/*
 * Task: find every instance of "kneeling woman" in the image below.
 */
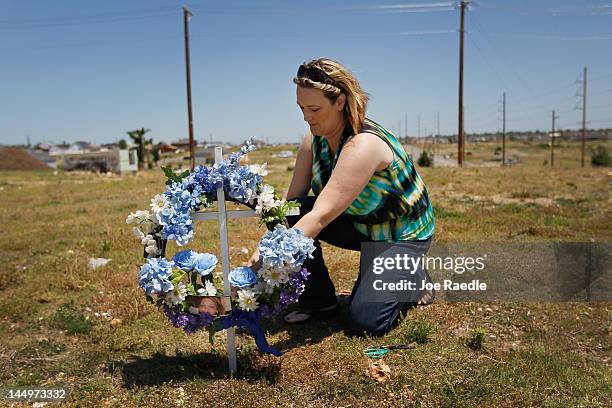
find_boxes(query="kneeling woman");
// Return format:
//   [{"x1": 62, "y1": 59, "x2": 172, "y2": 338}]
[{"x1": 252, "y1": 58, "x2": 435, "y2": 336}]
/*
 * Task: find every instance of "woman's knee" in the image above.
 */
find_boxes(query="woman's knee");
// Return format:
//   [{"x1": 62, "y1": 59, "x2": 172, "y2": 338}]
[{"x1": 348, "y1": 303, "x2": 395, "y2": 337}]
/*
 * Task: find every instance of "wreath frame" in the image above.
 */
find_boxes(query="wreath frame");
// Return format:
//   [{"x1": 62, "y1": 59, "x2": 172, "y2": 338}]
[{"x1": 126, "y1": 139, "x2": 315, "y2": 356}]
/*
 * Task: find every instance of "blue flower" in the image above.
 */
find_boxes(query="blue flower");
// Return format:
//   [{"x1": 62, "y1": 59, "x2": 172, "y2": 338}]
[
  {"x1": 139, "y1": 257, "x2": 174, "y2": 296},
  {"x1": 149, "y1": 139, "x2": 263, "y2": 248},
  {"x1": 173, "y1": 249, "x2": 196, "y2": 271},
  {"x1": 193, "y1": 252, "x2": 218, "y2": 276},
  {"x1": 192, "y1": 165, "x2": 217, "y2": 195},
  {"x1": 258, "y1": 225, "x2": 316, "y2": 269},
  {"x1": 226, "y1": 166, "x2": 261, "y2": 203},
  {"x1": 173, "y1": 250, "x2": 217, "y2": 276},
  {"x1": 228, "y1": 266, "x2": 257, "y2": 288}
]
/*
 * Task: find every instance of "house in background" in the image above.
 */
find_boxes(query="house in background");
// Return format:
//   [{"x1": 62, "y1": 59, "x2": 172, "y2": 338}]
[{"x1": 56, "y1": 147, "x2": 137, "y2": 174}]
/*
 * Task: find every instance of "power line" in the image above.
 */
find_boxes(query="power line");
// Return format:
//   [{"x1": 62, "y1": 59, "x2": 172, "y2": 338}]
[
  {"x1": 189, "y1": 2, "x2": 457, "y2": 14},
  {"x1": 591, "y1": 73, "x2": 612, "y2": 82},
  {"x1": 0, "y1": 30, "x2": 457, "y2": 53},
  {"x1": 590, "y1": 102, "x2": 612, "y2": 110},
  {"x1": 0, "y1": 10, "x2": 180, "y2": 30},
  {"x1": 467, "y1": 12, "x2": 550, "y2": 127},
  {"x1": 590, "y1": 88, "x2": 612, "y2": 95},
  {"x1": 465, "y1": 30, "x2": 541, "y2": 130},
  {"x1": 0, "y1": 5, "x2": 177, "y2": 25},
  {"x1": 486, "y1": 33, "x2": 612, "y2": 41},
  {"x1": 477, "y1": 3, "x2": 612, "y2": 16},
  {"x1": 507, "y1": 82, "x2": 576, "y2": 103},
  {"x1": 0, "y1": 35, "x2": 181, "y2": 53}
]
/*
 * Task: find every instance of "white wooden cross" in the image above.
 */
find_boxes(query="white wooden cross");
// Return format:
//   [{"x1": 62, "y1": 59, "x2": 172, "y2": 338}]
[{"x1": 190, "y1": 147, "x2": 258, "y2": 374}]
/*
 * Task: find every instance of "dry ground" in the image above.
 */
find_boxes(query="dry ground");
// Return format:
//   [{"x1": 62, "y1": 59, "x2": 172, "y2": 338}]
[{"x1": 0, "y1": 142, "x2": 610, "y2": 407}]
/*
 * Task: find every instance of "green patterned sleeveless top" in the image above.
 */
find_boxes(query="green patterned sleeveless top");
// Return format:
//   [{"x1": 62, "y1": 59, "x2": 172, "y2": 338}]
[{"x1": 310, "y1": 118, "x2": 435, "y2": 241}]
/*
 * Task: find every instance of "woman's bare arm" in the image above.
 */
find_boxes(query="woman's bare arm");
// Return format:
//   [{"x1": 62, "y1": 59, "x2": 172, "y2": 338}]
[
  {"x1": 291, "y1": 133, "x2": 392, "y2": 238},
  {"x1": 285, "y1": 134, "x2": 313, "y2": 200}
]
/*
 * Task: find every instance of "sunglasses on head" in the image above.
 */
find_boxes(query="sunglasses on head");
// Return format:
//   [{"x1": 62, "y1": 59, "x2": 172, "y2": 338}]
[{"x1": 297, "y1": 64, "x2": 335, "y2": 85}]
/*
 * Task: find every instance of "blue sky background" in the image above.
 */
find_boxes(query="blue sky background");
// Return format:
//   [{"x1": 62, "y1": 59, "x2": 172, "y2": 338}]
[{"x1": 1, "y1": 0, "x2": 611, "y2": 145}]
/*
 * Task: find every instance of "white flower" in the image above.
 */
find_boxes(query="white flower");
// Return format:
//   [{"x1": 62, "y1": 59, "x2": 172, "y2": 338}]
[
  {"x1": 255, "y1": 184, "x2": 283, "y2": 214},
  {"x1": 144, "y1": 238, "x2": 159, "y2": 255},
  {"x1": 197, "y1": 280, "x2": 218, "y2": 296},
  {"x1": 204, "y1": 280, "x2": 217, "y2": 296},
  {"x1": 133, "y1": 227, "x2": 145, "y2": 240},
  {"x1": 150, "y1": 194, "x2": 169, "y2": 214},
  {"x1": 258, "y1": 184, "x2": 275, "y2": 202},
  {"x1": 249, "y1": 163, "x2": 269, "y2": 176},
  {"x1": 260, "y1": 265, "x2": 289, "y2": 287},
  {"x1": 165, "y1": 282, "x2": 187, "y2": 305},
  {"x1": 127, "y1": 210, "x2": 155, "y2": 225},
  {"x1": 252, "y1": 280, "x2": 274, "y2": 295},
  {"x1": 237, "y1": 289, "x2": 259, "y2": 311}
]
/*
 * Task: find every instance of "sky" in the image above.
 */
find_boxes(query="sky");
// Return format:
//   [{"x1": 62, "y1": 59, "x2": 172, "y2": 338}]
[{"x1": 1, "y1": 0, "x2": 611, "y2": 146}]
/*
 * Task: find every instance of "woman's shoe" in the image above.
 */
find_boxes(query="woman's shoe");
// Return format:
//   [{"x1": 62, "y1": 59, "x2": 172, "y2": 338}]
[
  {"x1": 283, "y1": 303, "x2": 339, "y2": 324},
  {"x1": 417, "y1": 288, "x2": 435, "y2": 306}
]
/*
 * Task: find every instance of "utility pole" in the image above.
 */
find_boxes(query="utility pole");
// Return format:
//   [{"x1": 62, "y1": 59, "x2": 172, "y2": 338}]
[
  {"x1": 458, "y1": 0, "x2": 468, "y2": 167},
  {"x1": 502, "y1": 91, "x2": 506, "y2": 166},
  {"x1": 581, "y1": 66, "x2": 587, "y2": 167},
  {"x1": 551, "y1": 110, "x2": 558, "y2": 167},
  {"x1": 435, "y1": 112, "x2": 440, "y2": 163},
  {"x1": 183, "y1": 6, "x2": 195, "y2": 170}
]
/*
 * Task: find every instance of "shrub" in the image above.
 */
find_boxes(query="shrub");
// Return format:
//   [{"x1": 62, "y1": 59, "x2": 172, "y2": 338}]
[
  {"x1": 406, "y1": 317, "x2": 435, "y2": 344},
  {"x1": 466, "y1": 328, "x2": 486, "y2": 351},
  {"x1": 417, "y1": 150, "x2": 432, "y2": 167},
  {"x1": 590, "y1": 145, "x2": 611, "y2": 167}
]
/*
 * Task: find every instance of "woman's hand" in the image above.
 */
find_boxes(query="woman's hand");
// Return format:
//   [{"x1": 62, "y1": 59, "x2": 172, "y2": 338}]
[{"x1": 247, "y1": 247, "x2": 262, "y2": 272}]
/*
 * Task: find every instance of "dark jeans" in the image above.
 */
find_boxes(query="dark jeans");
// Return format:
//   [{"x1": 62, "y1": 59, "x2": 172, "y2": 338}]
[{"x1": 286, "y1": 196, "x2": 434, "y2": 336}]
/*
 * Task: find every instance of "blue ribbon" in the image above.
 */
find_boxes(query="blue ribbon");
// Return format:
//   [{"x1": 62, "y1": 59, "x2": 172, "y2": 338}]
[{"x1": 218, "y1": 310, "x2": 282, "y2": 357}]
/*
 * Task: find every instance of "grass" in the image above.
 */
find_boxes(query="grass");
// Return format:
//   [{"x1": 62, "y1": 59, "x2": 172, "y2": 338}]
[
  {"x1": 465, "y1": 328, "x2": 486, "y2": 351},
  {"x1": 0, "y1": 143, "x2": 610, "y2": 407}
]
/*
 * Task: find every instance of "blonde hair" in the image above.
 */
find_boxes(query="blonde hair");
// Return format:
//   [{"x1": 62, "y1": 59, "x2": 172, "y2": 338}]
[{"x1": 293, "y1": 58, "x2": 369, "y2": 135}]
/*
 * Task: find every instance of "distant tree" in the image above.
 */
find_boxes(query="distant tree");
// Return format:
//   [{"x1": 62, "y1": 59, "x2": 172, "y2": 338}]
[
  {"x1": 590, "y1": 145, "x2": 611, "y2": 167},
  {"x1": 151, "y1": 143, "x2": 161, "y2": 166},
  {"x1": 144, "y1": 138, "x2": 157, "y2": 169},
  {"x1": 126, "y1": 128, "x2": 150, "y2": 170},
  {"x1": 417, "y1": 150, "x2": 432, "y2": 167},
  {"x1": 117, "y1": 139, "x2": 128, "y2": 149}
]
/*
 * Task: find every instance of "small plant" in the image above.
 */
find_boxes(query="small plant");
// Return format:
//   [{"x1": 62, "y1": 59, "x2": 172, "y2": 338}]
[
  {"x1": 466, "y1": 328, "x2": 486, "y2": 351},
  {"x1": 417, "y1": 150, "x2": 432, "y2": 167},
  {"x1": 406, "y1": 317, "x2": 435, "y2": 344},
  {"x1": 100, "y1": 240, "x2": 111, "y2": 256},
  {"x1": 590, "y1": 145, "x2": 611, "y2": 167}
]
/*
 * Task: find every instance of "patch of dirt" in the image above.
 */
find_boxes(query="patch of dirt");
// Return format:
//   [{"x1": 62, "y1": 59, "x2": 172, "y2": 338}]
[{"x1": 0, "y1": 148, "x2": 50, "y2": 170}]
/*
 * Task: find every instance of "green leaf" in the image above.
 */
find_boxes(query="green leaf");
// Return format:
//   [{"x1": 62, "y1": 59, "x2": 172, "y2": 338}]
[
  {"x1": 170, "y1": 270, "x2": 186, "y2": 286},
  {"x1": 208, "y1": 326, "x2": 216, "y2": 344},
  {"x1": 161, "y1": 166, "x2": 190, "y2": 186}
]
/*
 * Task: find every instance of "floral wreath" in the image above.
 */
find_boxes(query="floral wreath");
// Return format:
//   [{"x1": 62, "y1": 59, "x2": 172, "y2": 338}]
[{"x1": 126, "y1": 139, "x2": 315, "y2": 356}]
